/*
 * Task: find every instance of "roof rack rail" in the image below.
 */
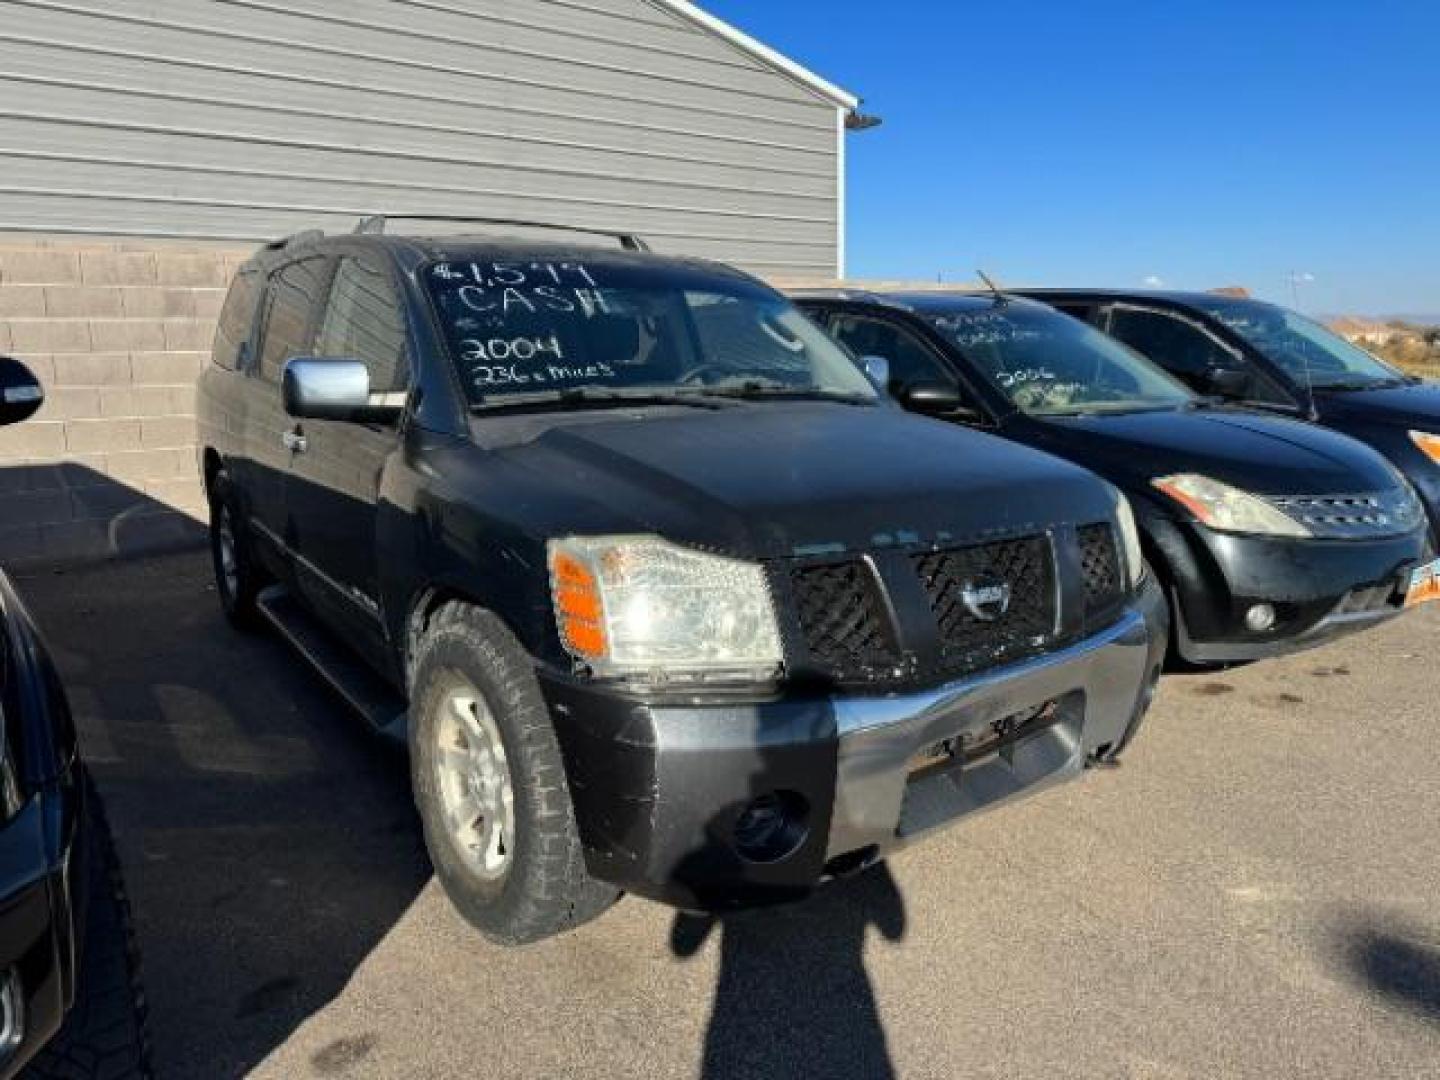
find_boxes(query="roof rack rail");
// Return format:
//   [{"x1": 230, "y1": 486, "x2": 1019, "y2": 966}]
[
  {"x1": 264, "y1": 229, "x2": 326, "y2": 251},
  {"x1": 354, "y1": 214, "x2": 650, "y2": 252}
]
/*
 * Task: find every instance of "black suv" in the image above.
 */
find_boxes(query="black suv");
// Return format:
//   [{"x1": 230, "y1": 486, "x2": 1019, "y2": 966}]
[
  {"x1": 0, "y1": 359, "x2": 150, "y2": 1080},
  {"x1": 795, "y1": 291, "x2": 1435, "y2": 665},
  {"x1": 1017, "y1": 289, "x2": 1440, "y2": 546},
  {"x1": 196, "y1": 217, "x2": 1166, "y2": 945}
]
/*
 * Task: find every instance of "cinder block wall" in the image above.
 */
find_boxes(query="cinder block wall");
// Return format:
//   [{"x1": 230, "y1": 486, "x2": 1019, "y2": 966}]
[{"x1": 0, "y1": 236, "x2": 251, "y2": 567}]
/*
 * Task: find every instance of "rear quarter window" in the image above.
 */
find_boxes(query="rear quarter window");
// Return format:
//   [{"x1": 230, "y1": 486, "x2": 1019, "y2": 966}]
[{"x1": 212, "y1": 269, "x2": 261, "y2": 371}]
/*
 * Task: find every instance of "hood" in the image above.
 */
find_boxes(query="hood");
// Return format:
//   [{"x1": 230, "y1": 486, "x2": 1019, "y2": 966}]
[
  {"x1": 1315, "y1": 381, "x2": 1440, "y2": 432},
  {"x1": 1022, "y1": 406, "x2": 1403, "y2": 497},
  {"x1": 464, "y1": 403, "x2": 1116, "y2": 560}
]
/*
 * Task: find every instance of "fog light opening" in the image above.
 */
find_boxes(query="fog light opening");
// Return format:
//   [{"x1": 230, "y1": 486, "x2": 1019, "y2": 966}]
[
  {"x1": 1245, "y1": 603, "x2": 1277, "y2": 633},
  {"x1": 732, "y1": 790, "x2": 810, "y2": 864}
]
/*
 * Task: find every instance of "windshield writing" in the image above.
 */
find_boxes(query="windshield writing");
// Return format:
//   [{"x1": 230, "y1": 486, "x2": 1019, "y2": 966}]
[
  {"x1": 928, "y1": 304, "x2": 1194, "y2": 415},
  {"x1": 423, "y1": 260, "x2": 876, "y2": 404}
]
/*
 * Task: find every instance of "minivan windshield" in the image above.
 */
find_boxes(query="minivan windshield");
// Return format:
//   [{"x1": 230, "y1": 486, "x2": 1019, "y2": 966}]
[
  {"x1": 1193, "y1": 298, "x2": 1406, "y2": 391},
  {"x1": 924, "y1": 302, "x2": 1195, "y2": 415},
  {"x1": 422, "y1": 259, "x2": 878, "y2": 407}
]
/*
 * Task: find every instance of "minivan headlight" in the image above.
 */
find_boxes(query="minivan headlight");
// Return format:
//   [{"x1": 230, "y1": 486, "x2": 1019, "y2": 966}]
[
  {"x1": 548, "y1": 536, "x2": 783, "y2": 682},
  {"x1": 1151, "y1": 474, "x2": 1311, "y2": 538},
  {"x1": 1114, "y1": 492, "x2": 1146, "y2": 587}
]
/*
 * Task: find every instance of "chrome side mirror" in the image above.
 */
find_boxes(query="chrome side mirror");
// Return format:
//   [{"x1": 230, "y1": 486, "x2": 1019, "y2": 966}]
[
  {"x1": 0, "y1": 356, "x2": 44, "y2": 427},
  {"x1": 283, "y1": 358, "x2": 398, "y2": 422},
  {"x1": 861, "y1": 354, "x2": 891, "y2": 390}
]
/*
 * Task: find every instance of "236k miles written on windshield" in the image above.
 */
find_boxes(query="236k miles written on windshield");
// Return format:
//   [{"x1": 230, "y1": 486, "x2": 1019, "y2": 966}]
[{"x1": 422, "y1": 259, "x2": 876, "y2": 404}]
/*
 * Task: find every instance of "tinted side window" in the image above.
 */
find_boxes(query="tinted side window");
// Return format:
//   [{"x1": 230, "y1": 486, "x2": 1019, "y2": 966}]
[
  {"x1": 828, "y1": 314, "x2": 949, "y2": 393},
  {"x1": 315, "y1": 257, "x2": 410, "y2": 394},
  {"x1": 212, "y1": 269, "x2": 260, "y2": 371},
  {"x1": 1105, "y1": 307, "x2": 1236, "y2": 385},
  {"x1": 256, "y1": 258, "x2": 329, "y2": 384}
]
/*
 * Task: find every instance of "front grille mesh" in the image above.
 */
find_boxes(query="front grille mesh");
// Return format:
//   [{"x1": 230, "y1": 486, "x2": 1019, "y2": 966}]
[
  {"x1": 912, "y1": 537, "x2": 1055, "y2": 661},
  {"x1": 790, "y1": 561, "x2": 897, "y2": 674},
  {"x1": 1078, "y1": 523, "x2": 1125, "y2": 626},
  {"x1": 789, "y1": 533, "x2": 1065, "y2": 684}
]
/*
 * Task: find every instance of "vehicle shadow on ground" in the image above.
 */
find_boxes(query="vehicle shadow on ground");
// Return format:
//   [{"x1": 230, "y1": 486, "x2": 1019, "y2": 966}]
[
  {"x1": 15, "y1": 545, "x2": 432, "y2": 1079},
  {"x1": 1336, "y1": 918, "x2": 1440, "y2": 1023},
  {"x1": 672, "y1": 864, "x2": 907, "y2": 1079}
]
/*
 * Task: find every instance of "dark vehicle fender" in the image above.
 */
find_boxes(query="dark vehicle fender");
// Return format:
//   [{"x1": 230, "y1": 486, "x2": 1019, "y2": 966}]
[{"x1": 379, "y1": 485, "x2": 559, "y2": 691}]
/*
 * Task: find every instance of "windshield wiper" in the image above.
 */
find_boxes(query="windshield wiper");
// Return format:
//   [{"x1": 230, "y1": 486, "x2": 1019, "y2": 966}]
[
  {"x1": 470, "y1": 387, "x2": 728, "y2": 413},
  {"x1": 688, "y1": 381, "x2": 877, "y2": 405},
  {"x1": 1312, "y1": 377, "x2": 1401, "y2": 392}
]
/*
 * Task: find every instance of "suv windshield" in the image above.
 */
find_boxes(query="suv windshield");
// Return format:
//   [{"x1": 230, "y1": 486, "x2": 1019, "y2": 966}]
[
  {"x1": 1193, "y1": 298, "x2": 1406, "y2": 391},
  {"x1": 422, "y1": 259, "x2": 877, "y2": 406},
  {"x1": 924, "y1": 302, "x2": 1194, "y2": 415}
]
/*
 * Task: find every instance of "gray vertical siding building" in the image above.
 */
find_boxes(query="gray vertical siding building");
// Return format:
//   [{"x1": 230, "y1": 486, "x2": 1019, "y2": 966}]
[
  {"x1": 0, "y1": 0, "x2": 863, "y2": 276},
  {"x1": 0, "y1": 0, "x2": 866, "y2": 565}
]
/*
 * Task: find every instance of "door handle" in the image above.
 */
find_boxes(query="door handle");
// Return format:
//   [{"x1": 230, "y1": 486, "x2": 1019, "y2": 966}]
[{"x1": 282, "y1": 429, "x2": 308, "y2": 454}]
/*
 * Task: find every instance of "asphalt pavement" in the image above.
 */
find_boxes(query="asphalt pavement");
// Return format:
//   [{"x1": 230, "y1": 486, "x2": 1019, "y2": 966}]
[{"x1": 15, "y1": 552, "x2": 1440, "y2": 1079}]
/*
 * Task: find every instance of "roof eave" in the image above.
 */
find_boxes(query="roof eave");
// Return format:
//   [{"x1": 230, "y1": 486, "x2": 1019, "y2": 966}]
[{"x1": 647, "y1": 0, "x2": 862, "y2": 113}]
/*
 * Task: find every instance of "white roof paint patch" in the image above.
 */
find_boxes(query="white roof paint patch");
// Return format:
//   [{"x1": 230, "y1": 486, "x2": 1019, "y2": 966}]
[{"x1": 646, "y1": 0, "x2": 861, "y2": 111}]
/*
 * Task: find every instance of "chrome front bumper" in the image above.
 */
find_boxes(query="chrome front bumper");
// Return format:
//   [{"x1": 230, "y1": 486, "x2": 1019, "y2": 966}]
[{"x1": 827, "y1": 600, "x2": 1162, "y2": 861}]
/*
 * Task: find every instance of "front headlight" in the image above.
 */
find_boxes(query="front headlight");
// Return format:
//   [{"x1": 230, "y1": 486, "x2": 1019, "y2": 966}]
[
  {"x1": 1410, "y1": 430, "x2": 1440, "y2": 466},
  {"x1": 1151, "y1": 474, "x2": 1311, "y2": 538},
  {"x1": 1114, "y1": 491, "x2": 1146, "y2": 587},
  {"x1": 548, "y1": 536, "x2": 783, "y2": 682}
]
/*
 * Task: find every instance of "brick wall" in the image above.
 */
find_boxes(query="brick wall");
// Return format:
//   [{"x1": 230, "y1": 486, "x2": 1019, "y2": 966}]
[{"x1": 0, "y1": 236, "x2": 251, "y2": 567}]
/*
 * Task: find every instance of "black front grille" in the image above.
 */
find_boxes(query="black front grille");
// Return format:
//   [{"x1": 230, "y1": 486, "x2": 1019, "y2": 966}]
[
  {"x1": 790, "y1": 560, "x2": 898, "y2": 674},
  {"x1": 912, "y1": 536, "x2": 1056, "y2": 669},
  {"x1": 1078, "y1": 523, "x2": 1125, "y2": 626}
]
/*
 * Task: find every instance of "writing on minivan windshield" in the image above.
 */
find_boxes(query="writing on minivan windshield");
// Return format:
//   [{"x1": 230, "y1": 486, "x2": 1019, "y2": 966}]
[
  {"x1": 423, "y1": 261, "x2": 876, "y2": 405},
  {"x1": 929, "y1": 304, "x2": 1193, "y2": 415}
]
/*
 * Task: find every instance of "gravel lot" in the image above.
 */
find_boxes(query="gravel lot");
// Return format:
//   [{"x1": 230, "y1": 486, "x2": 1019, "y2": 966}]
[{"x1": 16, "y1": 552, "x2": 1440, "y2": 1079}]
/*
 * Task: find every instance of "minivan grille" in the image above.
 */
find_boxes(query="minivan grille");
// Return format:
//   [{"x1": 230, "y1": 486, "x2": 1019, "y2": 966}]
[
  {"x1": 1267, "y1": 489, "x2": 1424, "y2": 539},
  {"x1": 912, "y1": 537, "x2": 1055, "y2": 661},
  {"x1": 1078, "y1": 523, "x2": 1125, "y2": 626}
]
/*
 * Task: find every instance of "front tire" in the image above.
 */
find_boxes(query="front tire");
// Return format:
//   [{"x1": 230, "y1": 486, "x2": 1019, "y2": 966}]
[{"x1": 409, "y1": 603, "x2": 618, "y2": 945}]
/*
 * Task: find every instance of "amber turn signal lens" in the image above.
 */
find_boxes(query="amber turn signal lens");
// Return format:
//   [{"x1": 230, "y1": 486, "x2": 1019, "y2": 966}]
[
  {"x1": 1410, "y1": 431, "x2": 1440, "y2": 466},
  {"x1": 550, "y1": 551, "x2": 607, "y2": 659}
]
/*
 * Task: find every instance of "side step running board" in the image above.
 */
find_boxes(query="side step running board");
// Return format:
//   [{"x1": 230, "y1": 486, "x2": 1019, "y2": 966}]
[{"x1": 256, "y1": 585, "x2": 409, "y2": 743}]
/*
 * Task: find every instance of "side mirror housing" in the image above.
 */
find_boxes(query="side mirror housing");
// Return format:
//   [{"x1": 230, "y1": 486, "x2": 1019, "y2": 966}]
[
  {"x1": 282, "y1": 358, "x2": 401, "y2": 423},
  {"x1": 860, "y1": 354, "x2": 891, "y2": 391},
  {"x1": 899, "y1": 380, "x2": 969, "y2": 417},
  {"x1": 0, "y1": 356, "x2": 45, "y2": 427},
  {"x1": 1204, "y1": 366, "x2": 1251, "y2": 399}
]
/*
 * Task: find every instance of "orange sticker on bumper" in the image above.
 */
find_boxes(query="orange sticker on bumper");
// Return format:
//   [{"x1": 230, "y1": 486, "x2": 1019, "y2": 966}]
[{"x1": 1405, "y1": 561, "x2": 1440, "y2": 608}]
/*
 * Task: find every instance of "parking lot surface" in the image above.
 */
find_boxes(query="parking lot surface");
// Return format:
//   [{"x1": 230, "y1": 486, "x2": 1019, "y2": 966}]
[{"x1": 16, "y1": 551, "x2": 1440, "y2": 1079}]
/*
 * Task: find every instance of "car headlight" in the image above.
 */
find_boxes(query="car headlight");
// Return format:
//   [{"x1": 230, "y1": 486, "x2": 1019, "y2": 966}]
[
  {"x1": 1410, "y1": 430, "x2": 1440, "y2": 466},
  {"x1": 548, "y1": 536, "x2": 783, "y2": 682},
  {"x1": 1113, "y1": 491, "x2": 1146, "y2": 587},
  {"x1": 1151, "y1": 474, "x2": 1311, "y2": 538}
]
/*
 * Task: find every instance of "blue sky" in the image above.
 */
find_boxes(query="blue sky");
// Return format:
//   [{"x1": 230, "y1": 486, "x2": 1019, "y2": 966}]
[{"x1": 703, "y1": 0, "x2": 1440, "y2": 317}]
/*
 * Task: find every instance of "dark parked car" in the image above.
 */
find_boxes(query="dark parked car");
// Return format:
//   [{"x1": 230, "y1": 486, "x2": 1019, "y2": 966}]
[
  {"x1": 1016, "y1": 289, "x2": 1440, "y2": 544},
  {"x1": 195, "y1": 217, "x2": 1167, "y2": 945},
  {"x1": 0, "y1": 359, "x2": 150, "y2": 1079},
  {"x1": 794, "y1": 291, "x2": 1437, "y2": 665}
]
